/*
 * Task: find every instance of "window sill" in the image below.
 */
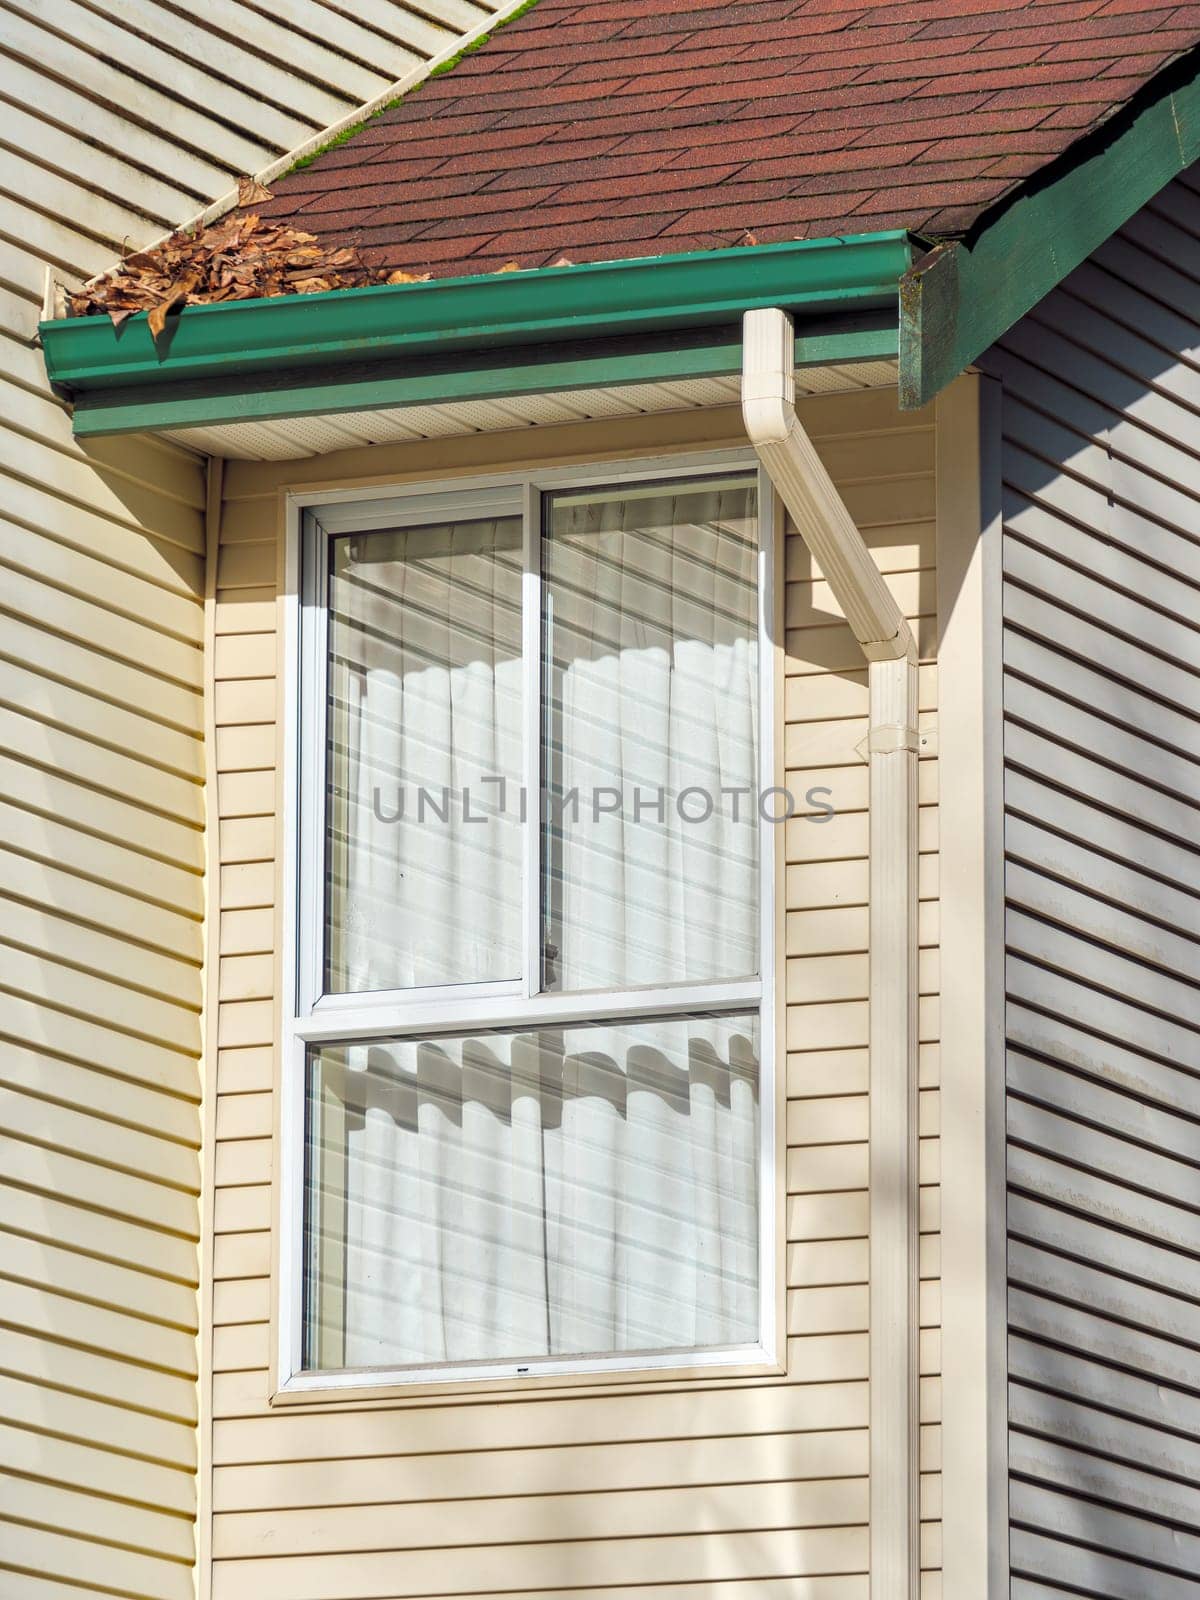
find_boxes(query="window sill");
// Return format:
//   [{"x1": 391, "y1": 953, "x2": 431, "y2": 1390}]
[{"x1": 269, "y1": 1346, "x2": 786, "y2": 1407}]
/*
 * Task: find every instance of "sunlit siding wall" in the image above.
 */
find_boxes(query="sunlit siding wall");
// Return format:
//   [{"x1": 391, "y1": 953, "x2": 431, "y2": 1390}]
[
  {"x1": 205, "y1": 394, "x2": 944, "y2": 1600},
  {"x1": 0, "y1": 3, "x2": 508, "y2": 1594},
  {"x1": 980, "y1": 162, "x2": 1200, "y2": 1597}
]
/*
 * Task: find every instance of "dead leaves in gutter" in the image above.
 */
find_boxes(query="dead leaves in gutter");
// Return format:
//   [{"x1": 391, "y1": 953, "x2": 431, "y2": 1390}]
[
  {"x1": 69, "y1": 176, "x2": 558, "y2": 336},
  {"x1": 69, "y1": 179, "x2": 432, "y2": 334}
]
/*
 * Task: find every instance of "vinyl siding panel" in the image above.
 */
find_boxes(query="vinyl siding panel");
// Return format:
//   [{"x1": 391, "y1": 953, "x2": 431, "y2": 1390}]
[
  {"x1": 0, "y1": 370, "x2": 206, "y2": 1596},
  {"x1": 207, "y1": 394, "x2": 943, "y2": 1597},
  {"x1": 0, "y1": 2, "x2": 516, "y2": 1593},
  {"x1": 980, "y1": 162, "x2": 1200, "y2": 1599}
]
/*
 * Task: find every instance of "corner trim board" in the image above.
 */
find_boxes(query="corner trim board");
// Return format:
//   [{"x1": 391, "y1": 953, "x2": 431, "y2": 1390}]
[
  {"x1": 197, "y1": 454, "x2": 223, "y2": 1600},
  {"x1": 935, "y1": 373, "x2": 1009, "y2": 1595}
]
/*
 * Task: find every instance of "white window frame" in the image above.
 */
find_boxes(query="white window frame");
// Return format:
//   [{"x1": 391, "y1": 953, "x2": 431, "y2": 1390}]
[{"x1": 277, "y1": 448, "x2": 778, "y2": 1395}]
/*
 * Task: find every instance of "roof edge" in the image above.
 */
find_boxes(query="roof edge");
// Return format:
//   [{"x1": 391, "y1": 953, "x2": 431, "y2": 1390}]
[
  {"x1": 40, "y1": 232, "x2": 910, "y2": 437},
  {"x1": 899, "y1": 48, "x2": 1200, "y2": 410}
]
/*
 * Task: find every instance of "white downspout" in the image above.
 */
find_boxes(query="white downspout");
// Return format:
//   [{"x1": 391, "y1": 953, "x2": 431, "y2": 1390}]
[{"x1": 743, "y1": 307, "x2": 920, "y2": 1600}]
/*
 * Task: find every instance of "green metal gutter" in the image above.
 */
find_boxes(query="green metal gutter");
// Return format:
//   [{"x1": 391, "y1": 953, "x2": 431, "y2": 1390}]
[
  {"x1": 900, "y1": 53, "x2": 1200, "y2": 410},
  {"x1": 40, "y1": 232, "x2": 910, "y2": 438}
]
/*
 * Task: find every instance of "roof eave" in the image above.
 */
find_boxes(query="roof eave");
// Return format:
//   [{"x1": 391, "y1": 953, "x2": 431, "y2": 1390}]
[
  {"x1": 900, "y1": 52, "x2": 1200, "y2": 410},
  {"x1": 39, "y1": 232, "x2": 911, "y2": 439}
]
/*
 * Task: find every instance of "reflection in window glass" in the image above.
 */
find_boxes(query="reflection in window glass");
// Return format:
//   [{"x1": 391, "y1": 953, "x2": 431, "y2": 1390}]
[
  {"x1": 542, "y1": 477, "x2": 759, "y2": 992},
  {"x1": 303, "y1": 1012, "x2": 760, "y2": 1372},
  {"x1": 324, "y1": 517, "x2": 523, "y2": 994}
]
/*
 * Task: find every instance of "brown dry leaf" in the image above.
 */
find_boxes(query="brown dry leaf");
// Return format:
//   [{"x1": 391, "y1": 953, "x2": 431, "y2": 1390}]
[
  {"x1": 148, "y1": 273, "x2": 199, "y2": 338},
  {"x1": 71, "y1": 199, "x2": 406, "y2": 321},
  {"x1": 494, "y1": 262, "x2": 521, "y2": 273},
  {"x1": 237, "y1": 176, "x2": 273, "y2": 206},
  {"x1": 108, "y1": 308, "x2": 135, "y2": 329},
  {"x1": 146, "y1": 299, "x2": 172, "y2": 340},
  {"x1": 386, "y1": 269, "x2": 432, "y2": 284}
]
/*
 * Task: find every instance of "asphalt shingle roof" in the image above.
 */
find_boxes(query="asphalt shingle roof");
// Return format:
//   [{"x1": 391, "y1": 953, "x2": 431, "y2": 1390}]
[{"x1": 254, "y1": 0, "x2": 1200, "y2": 279}]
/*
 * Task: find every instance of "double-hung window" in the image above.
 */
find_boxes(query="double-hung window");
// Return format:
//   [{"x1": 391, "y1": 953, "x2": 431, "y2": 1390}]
[{"x1": 281, "y1": 452, "x2": 777, "y2": 1390}]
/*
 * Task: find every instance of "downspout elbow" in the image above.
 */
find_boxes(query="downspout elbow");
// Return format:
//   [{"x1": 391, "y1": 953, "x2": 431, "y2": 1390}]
[
  {"x1": 741, "y1": 298, "x2": 797, "y2": 444},
  {"x1": 742, "y1": 307, "x2": 915, "y2": 664},
  {"x1": 741, "y1": 381, "x2": 796, "y2": 447}
]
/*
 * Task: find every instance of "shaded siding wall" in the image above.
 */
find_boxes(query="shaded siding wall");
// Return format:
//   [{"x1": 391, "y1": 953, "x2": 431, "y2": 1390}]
[
  {"x1": 0, "y1": 3, "x2": 508, "y2": 1594},
  {"x1": 206, "y1": 394, "x2": 944, "y2": 1600},
  {"x1": 981, "y1": 163, "x2": 1200, "y2": 1597}
]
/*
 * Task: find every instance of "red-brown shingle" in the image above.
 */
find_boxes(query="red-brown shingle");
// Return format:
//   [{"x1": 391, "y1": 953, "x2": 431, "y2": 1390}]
[{"x1": 253, "y1": 0, "x2": 1200, "y2": 279}]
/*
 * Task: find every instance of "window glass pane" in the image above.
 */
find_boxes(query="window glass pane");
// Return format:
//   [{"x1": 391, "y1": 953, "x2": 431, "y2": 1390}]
[
  {"x1": 324, "y1": 517, "x2": 523, "y2": 993},
  {"x1": 303, "y1": 1012, "x2": 760, "y2": 1372},
  {"x1": 542, "y1": 475, "x2": 759, "y2": 992}
]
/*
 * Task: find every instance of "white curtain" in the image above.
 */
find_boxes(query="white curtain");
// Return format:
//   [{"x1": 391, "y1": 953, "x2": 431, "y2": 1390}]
[
  {"x1": 308, "y1": 1016, "x2": 760, "y2": 1369},
  {"x1": 544, "y1": 480, "x2": 759, "y2": 990},
  {"x1": 325, "y1": 516, "x2": 524, "y2": 993}
]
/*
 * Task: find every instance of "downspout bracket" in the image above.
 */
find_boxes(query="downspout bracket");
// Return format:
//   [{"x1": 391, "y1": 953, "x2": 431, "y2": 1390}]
[{"x1": 857, "y1": 723, "x2": 921, "y2": 760}]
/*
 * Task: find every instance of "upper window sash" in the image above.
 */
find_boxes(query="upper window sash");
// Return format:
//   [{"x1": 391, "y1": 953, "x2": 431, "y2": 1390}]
[
  {"x1": 294, "y1": 452, "x2": 771, "y2": 1028},
  {"x1": 298, "y1": 483, "x2": 527, "y2": 1017}
]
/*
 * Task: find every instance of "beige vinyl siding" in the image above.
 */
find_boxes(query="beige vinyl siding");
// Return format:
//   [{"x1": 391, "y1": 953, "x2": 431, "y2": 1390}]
[
  {"x1": 0, "y1": 3, "x2": 521, "y2": 1593},
  {"x1": 980, "y1": 163, "x2": 1200, "y2": 1597},
  {"x1": 0, "y1": 0, "x2": 506, "y2": 294},
  {"x1": 0, "y1": 382, "x2": 206, "y2": 1600},
  {"x1": 207, "y1": 394, "x2": 943, "y2": 1598}
]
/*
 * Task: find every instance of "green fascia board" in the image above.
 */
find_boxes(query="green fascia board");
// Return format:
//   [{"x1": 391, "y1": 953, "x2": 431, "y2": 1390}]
[
  {"x1": 71, "y1": 329, "x2": 743, "y2": 436},
  {"x1": 41, "y1": 232, "x2": 909, "y2": 435},
  {"x1": 899, "y1": 54, "x2": 1200, "y2": 410},
  {"x1": 67, "y1": 316, "x2": 898, "y2": 439}
]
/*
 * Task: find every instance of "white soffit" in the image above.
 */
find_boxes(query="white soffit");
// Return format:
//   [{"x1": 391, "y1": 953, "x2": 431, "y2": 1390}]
[{"x1": 162, "y1": 361, "x2": 900, "y2": 460}]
